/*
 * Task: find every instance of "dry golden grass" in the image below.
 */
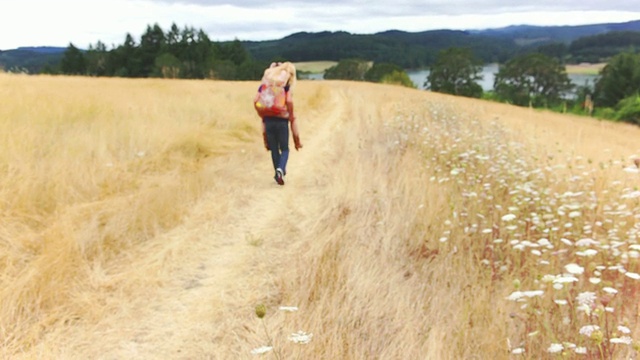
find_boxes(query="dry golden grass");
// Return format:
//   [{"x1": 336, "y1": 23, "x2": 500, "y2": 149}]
[
  {"x1": 566, "y1": 63, "x2": 606, "y2": 75},
  {"x1": 2, "y1": 74, "x2": 640, "y2": 359}
]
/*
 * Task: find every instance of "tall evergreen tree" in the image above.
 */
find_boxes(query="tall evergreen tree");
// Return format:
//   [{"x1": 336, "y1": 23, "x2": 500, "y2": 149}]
[
  {"x1": 111, "y1": 33, "x2": 141, "y2": 77},
  {"x1": 85, "y1": 41, "x2": 108, "y2": 76},
  {"x1": 60, "y1": 43, "x2": 87, "y2": 75},
  {"x1": 166, "y1": 23, "x2": 183, "y2": 57},
  {"x1": 219, "y1": 39, "x2": 250, "y2": 66},
  {"x1": 140, "y1": 24, "x2": 166, "y2": 76}
]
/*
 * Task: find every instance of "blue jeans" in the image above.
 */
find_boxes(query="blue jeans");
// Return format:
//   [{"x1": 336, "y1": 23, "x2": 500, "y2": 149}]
[{"x1": 264, "y1": 117, "x2": 289, "y2": 174}]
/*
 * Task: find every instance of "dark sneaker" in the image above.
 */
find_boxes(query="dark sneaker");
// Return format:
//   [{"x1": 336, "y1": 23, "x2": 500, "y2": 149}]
[{"x1": 275, "y1": 168, "x2": 285, "y2": 185}]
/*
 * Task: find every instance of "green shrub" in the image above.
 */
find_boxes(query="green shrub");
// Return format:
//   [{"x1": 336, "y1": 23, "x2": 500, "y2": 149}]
[
  {"x1": 381, "y1": 70, "x2": 416, "y2": 88},
  {"x1": 593, "y1": 107, "x2": 617, "y2": 121},
  {"x1": 615, "y1": 94, "x2": 640, "y2": 125}
]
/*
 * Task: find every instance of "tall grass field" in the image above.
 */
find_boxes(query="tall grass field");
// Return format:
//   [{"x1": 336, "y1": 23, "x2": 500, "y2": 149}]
[{"x1": 1, "y1": 73, "x2": 640, "y2": 359}]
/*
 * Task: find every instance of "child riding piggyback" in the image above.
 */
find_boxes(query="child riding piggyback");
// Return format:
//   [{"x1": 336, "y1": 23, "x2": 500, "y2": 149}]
[{"x1": 253, "y1": 62, "x2": 303, "y2": 186}]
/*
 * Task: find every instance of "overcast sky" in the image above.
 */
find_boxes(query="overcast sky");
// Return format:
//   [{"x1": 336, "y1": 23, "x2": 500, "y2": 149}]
[{"x1": 1, "y1": 0, "x2": 639, "y2": 50}]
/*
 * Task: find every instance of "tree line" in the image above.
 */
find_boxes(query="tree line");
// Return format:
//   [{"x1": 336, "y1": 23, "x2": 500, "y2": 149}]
[
  {"x1": 243, "y1": 29, "x2": 640, "y2": 69},
  {"x1": 53, "y1": 23, "x2": 268, "y2": 80},
  {"x1": 49, "y1": 23, "x2": 640, "y2": 125},
  {"x1": 423, "y1": 49, "x2": 640, "y2": 125},
  {"x1": 322, "y1": 46, "x2": 640, "y2": 125},
  {"x1": 42, "y1": 24, "x2": 640, "y2": 81}
]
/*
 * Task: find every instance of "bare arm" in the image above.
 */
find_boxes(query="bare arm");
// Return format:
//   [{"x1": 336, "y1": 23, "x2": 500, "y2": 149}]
[
  {"x1": 261, "y1": 119, "x2": 269, "y2": 151},
  {"x1": 286, "y1": 91, "x2": 295, "y2": 121},
  {"x1": 287, "y1": 92, "x2": 302, "y2": 150}
]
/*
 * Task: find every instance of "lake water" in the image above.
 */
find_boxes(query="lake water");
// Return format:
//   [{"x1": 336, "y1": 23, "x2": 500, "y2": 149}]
[
  {"x1": 304, "y1": 63, "x2": 598, "y2": 92},
  {"x1": 406, "y1": 63, "x2": 598, "y2": 91}
]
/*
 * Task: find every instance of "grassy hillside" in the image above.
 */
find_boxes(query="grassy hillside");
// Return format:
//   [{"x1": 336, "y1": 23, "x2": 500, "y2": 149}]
[{"x1": 1, "y1": 74, "x2": 640, "y2": 358}]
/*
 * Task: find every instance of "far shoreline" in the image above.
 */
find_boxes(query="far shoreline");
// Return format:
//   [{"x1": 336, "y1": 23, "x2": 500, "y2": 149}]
[
  {"x1": 565, "y1": 63, "x2": 605, "y2": 75},
  {"x1": 295, "y1": 61, "x2": 606, "y2": 76}
]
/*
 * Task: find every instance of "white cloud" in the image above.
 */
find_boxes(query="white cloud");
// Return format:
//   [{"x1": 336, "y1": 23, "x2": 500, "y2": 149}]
[{"x1": 0, "y1": 0, "x2": 639, "y2": 49}]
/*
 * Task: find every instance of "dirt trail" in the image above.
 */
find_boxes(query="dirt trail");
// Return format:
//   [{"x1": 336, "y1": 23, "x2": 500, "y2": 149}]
[{"x1": 32, "y1": 83, "x2": 349, "y2": 359}]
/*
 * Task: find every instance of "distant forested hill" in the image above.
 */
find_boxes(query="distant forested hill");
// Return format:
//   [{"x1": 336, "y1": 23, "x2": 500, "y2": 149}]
[
  {"x1": 1, "y1": 20, "x2": 639, "y2": 73},
  {"x1": 473, "y1": 20, "x2": 640, "y2": 44},
  {"x1": 242, "y1": 30, "x2": 515, "y2": 68},
  {"x1": 0, "y1": 47, "x2": 65, "y2": 73},
  {"x1": 243, "y1": 20, "x2": 640, "y2": 68}
]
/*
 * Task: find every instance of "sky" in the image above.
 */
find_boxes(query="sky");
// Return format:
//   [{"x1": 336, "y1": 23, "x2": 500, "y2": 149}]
[{"x1": 1, "y1": 0, "x2": 639, "y2": 50}]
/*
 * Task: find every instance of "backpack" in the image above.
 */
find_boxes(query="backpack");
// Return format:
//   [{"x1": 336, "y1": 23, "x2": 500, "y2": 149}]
[{"x1": 254, "y1": 83, "x2": 289, "y2": 118}]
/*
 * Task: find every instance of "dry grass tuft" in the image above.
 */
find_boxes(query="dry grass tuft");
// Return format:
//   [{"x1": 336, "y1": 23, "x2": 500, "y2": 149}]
[{"x1": 0, "y1": 74, "x2": 256, "y2": 353}]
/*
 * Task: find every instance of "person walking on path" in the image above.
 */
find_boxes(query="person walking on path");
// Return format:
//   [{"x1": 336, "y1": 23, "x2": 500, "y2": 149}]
[{"x1": 254, "y1": 62, "x2": 302, "y2": 185}]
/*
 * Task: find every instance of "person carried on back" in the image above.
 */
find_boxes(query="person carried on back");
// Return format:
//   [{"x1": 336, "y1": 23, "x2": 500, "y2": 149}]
[{"x1": 253, "y1": 61, "x2": 302, "y2": 186}]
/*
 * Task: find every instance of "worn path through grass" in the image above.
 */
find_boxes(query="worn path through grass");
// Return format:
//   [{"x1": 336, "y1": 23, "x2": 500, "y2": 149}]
[{"x1": 14, "y1": 82, "x2": 346, "y2": 359}]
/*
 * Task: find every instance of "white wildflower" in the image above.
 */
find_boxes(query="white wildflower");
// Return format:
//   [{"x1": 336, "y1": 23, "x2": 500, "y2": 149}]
[
  {"x1": 506, "y1": 290, "x2": 544, "y2": 301},
  {"x1": 569, "y1": 211, "x2": 582, "y2": 218},
  {"x1": 574, "y1": 347, "x2": 587, "y2": 354},
  {"x1": 579, "y1": 325, "x2": 600, "y2": 337},
  {"x1": 554, "y1": 299, "x2": 568, "y2": 305},
  {"x1": 603, "y1": 287, "x2": 618, "y2": 294},
  {"x1": 625, "y1": 272, "x2": 640, "y2": 280},
  {"x1": 512, "y1": 348, "x2": 525, "y2": 354},
  {"x1": 279, "y1": 306, "x2": 299, "y2": 312},
  {"x1": 575, "y1": 238, "x2": 598, "y2": 247},
  {"x1": 502, "y1": 214, "x2": 517, "y2": 221},
  {"x1": 577, "y1": 249, "x2": 598, "y2": 257},
  {"x1": 561, "y1": 238, "x2": 573, "y2": 246},
  {"x1": 554, "y1": 275, "x2": 579, "y2": 283},
  {"x1": 288, "y1": 330, "x2": 313, "y2": 344},
  {"x1": 618, "y1": 325, "x2": 631, "y2": 334},
  {"x1": 610, "y1": 336, "x2": 632, "y2": 345},
  {"x1": 576, "y1": 291, "x2": 597, "y2": 306},
  {"x1": 538, "y1": 238, "x2": 552, "y2": 247},
  {"x1": 251, "y1": 346, "x2": 274, "y2": 355},
  {"x1": 589, "y1": 277, "x2": 601, "y2": 284},
  {"x1": 577, "y1": 303, "x2": 591, "y2": 315},
  {"x1": 548, "y1": 343, "x2": 564, "y2": 353},
  {"x1": 565, "y1": 263, "x2": 584, "y2": 275}
]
